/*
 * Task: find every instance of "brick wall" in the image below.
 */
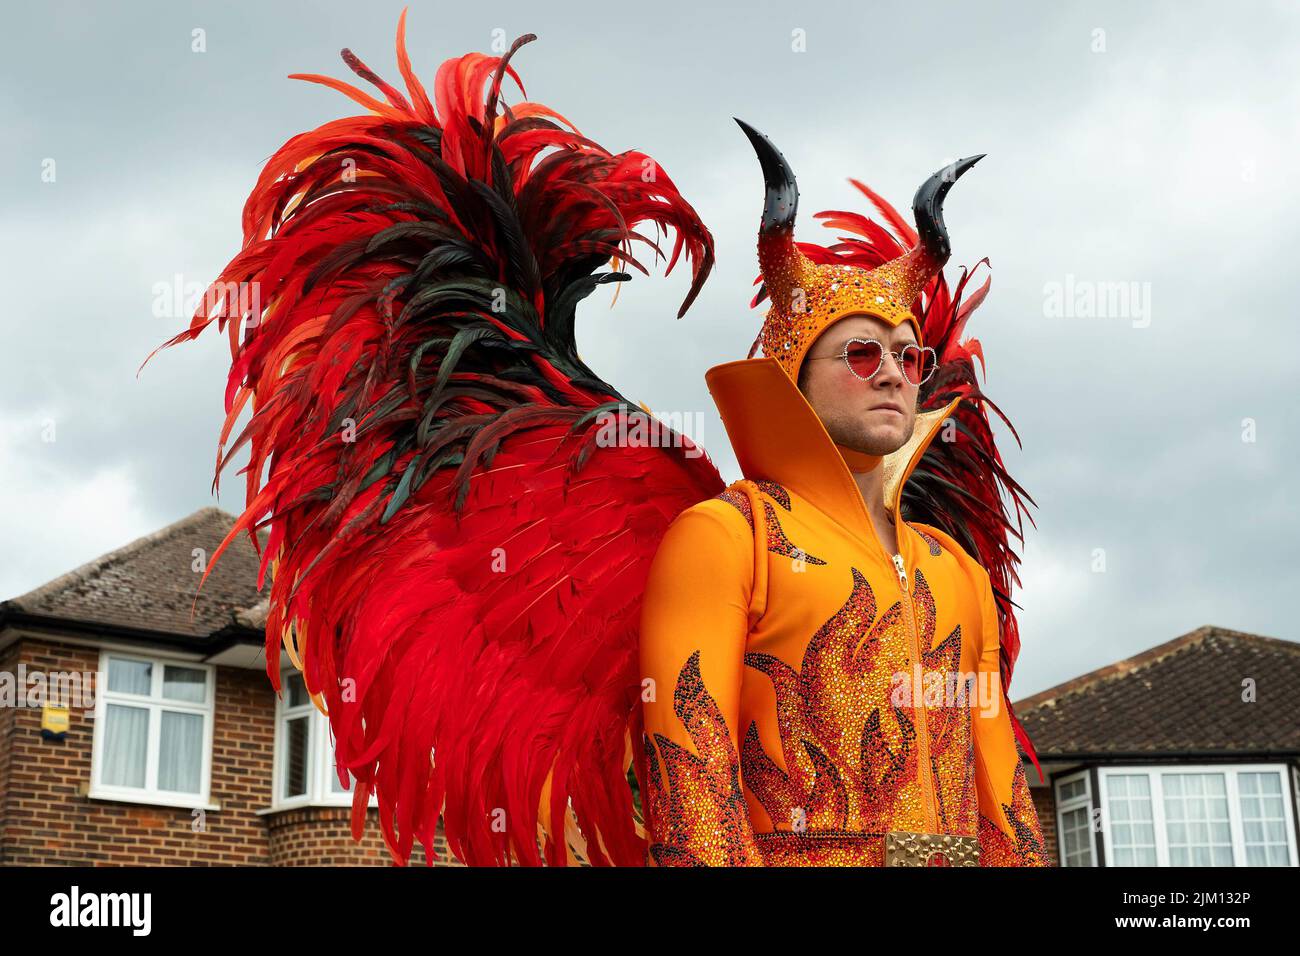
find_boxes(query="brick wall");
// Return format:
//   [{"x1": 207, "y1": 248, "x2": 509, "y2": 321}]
[
  {"x1": 267, "y1": 807, "x2": 460, "y2": 866},
  {"x1": 0, "y1": 640, "x2": 17, "y2": 859},
  {"x1": 0, "y1": 635, "x2": 458, "y2": 866},
  {"x1": 1029, "y1": 783, "x2": 1059, "y2": 864}
]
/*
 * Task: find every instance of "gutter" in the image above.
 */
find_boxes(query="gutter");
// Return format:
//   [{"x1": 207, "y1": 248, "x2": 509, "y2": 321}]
[{"x1": 0, "y1": 603, "x2": 264, "y2": 658}]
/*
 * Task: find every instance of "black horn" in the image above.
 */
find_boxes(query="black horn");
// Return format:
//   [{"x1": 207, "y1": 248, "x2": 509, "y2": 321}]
[
  {"x1": 913, "y1": 154, "x2": 984, "y2": 264},
  {"x1": 734, "y1": 118, "x2": 799, "y2": 232}
]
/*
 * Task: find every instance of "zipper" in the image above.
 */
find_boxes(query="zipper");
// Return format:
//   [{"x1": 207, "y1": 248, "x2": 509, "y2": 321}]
[
  {"x1": 827, "y1": 398, "x2": 961, "y2": 836},
  {"x1": 893, "y1": 550, "x2": 938, "y2": 834}
]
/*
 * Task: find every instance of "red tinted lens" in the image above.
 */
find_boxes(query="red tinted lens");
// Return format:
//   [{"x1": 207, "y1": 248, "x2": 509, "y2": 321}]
[
  {"x1": 900, "y1": 345, "x2": 935, "y2": 384},
  {"x1": 843, "y1": 341, "x2": 883, "y2": 379}
]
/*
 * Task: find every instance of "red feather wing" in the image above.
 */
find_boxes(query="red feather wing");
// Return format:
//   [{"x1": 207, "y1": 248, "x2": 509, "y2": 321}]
[{"x1": 148, "y1": 11, "x2": 721, "y2": 864}]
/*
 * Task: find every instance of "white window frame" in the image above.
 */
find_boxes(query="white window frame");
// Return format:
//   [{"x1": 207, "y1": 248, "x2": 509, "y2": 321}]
[
  {"x1": 1097, "y1": 764, "x2": 1299, "y2": 867},
  {"x1": 1054, "y1": 769, "x2": 1098, "y2": 867},
  {"x1": 268, "y1": 667, "x2": 377, "y2": 811},
  {"x1": 89, "y1": 650, "x2": 217, "y2": 810}
]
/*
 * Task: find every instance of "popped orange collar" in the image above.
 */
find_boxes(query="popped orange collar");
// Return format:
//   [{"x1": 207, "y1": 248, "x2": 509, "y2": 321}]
[
  {"x1": 704, "y1": 357, "x2": 963, "y2": 546},
  {"x1": 835, "y1": 443, "x2": 882, "y2": 473}
]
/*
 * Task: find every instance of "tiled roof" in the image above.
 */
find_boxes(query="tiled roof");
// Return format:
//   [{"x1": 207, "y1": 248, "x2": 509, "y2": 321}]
[
  {"x1": 3, "y1": 508, "x2": 268, "y2": 640},
  {"x1": 1015, "y1": 626, "x2": 1300, "y2": 757}
]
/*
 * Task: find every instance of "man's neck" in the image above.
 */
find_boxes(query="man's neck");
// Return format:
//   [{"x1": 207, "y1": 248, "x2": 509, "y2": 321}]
[{"x1": 835, "y1": 444, "x2": 900, "y2": 557}]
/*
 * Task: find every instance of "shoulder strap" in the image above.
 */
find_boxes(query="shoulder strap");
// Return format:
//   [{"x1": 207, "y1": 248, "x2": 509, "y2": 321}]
[{"x1": 732, "y1": 479, "x2": 769, "y2": 628}]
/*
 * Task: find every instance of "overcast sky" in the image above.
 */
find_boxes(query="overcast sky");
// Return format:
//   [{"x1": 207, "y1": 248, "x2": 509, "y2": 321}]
[{"x1": 3, "y1": 0, "x2": 1297, "y2": 698}]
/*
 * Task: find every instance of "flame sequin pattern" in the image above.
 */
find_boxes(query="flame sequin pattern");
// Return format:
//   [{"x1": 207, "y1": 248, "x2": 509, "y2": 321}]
[
  {"x1": 716, "y1": 481, "x2": 828, "y2": 566},
  {"x1": 740, "y1": 565, "x2": 977, "y2": 859},
  {"x1": 977, "y1": 760, "x2": 1049, "y2": 866},
  {"x1": 643, "y1": 650, "x2": 762, "y2": 866}
]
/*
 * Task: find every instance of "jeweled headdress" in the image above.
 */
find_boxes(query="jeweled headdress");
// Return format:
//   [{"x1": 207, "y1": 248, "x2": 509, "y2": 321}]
[{"x1": 735, "y1": 118, "x2": 982, "y2": 381}]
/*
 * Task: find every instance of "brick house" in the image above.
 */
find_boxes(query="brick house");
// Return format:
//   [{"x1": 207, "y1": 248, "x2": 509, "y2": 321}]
[
  {"x1": 0, "y1": 508, "x2": 450, "y2": 866},
  {"x1": 1013, "y1": 626, "x2": 1300, "y2": 866},
  {"x1": 2, "y1": 509, "x2": 1296, "y2": 866}
]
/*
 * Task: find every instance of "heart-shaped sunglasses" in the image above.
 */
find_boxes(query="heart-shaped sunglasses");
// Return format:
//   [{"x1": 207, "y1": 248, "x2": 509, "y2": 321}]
[{"x1": 805, "y1": 338, "x2": 937, "y2": 386}]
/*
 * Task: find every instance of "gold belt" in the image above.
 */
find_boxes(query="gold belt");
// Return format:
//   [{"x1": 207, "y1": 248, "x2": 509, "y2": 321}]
[{"x1": 884, "y1": 830, "x2": 980, "y2": 867}]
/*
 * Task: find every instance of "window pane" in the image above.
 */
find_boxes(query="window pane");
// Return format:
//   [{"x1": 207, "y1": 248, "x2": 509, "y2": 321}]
[
  {"x1": 107, "y1": 658, "x2": 152, "y2": 696},
  {"x1": 1107, "y1": 774, "x2": 1156, "y2": 865},
  {"x1": 327, "y1": 731, "x2": 352, "y2": 793},
  {"x1": 102, "y1": 704, "x2": 149, "y2": 788},
  {"x1": 158, "y1": 711, "x2": 203, "y2": 793},
  {"x1": 1238, "y1": 771, "x2": 1289, "y2": 867},
  {"x1": 1061, "y1": 805, "x2": 1094, "y2": 867},
  {"x1": 283, "y1": 716, "x2": 309, "y2": 799},
  {"x1": 163, "y1": 665, "x2": 207, "y2": 703},
  {"x1": 1163, "y1": 773, "x2": 1231, "y2": 867},
  {"x1": 285, "y1": 672, "x2": 309, "y2": 709}
]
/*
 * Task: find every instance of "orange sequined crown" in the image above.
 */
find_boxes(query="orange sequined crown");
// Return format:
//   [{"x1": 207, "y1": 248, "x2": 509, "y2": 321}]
[{"x1": 735, "y1": 118, "x2": 983, "y2": 382}]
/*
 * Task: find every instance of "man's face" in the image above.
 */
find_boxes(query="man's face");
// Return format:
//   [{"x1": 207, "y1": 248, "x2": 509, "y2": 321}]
[{"x1": 797, "y1": 314, "x2": 920, "y2": 456}]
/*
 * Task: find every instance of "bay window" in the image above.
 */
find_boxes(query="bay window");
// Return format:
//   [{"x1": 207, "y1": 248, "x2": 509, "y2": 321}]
[
  {"x1": 1097, "y1": 765, "x2": 1297, "y2": 867},
  {"x1": 271, "y1": 669, "x2": 372, "y2": 808}
]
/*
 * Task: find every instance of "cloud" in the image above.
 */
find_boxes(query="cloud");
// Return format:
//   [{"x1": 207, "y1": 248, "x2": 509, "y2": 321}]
[
  {"x1": 1, "y1": 0, "x2": 1295, "y2": 697},
  {"x1": 0, "y1": 415, "x2": 154, "y2": 600}
]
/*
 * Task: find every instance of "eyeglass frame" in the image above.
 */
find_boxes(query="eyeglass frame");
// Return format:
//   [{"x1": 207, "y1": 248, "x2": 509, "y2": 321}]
[{"x1": 804, "y1": 337, "x2": 938, "y2": 386}]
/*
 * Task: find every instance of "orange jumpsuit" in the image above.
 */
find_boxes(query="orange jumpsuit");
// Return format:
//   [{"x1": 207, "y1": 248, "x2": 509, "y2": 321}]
[{"x1": 637, "y1": 357, "x2": 1050, "y2": 866}]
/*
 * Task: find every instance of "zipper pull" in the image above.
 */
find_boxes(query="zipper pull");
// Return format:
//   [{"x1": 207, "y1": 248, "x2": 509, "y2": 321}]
[{"x1": 892, "y1": 553, "x2": 907, "y2": 591}]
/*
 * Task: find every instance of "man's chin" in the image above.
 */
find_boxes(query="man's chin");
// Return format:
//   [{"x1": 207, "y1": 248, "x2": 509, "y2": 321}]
[{"x1": 856, "y1": 422, "x2": 912, "y2": 457}]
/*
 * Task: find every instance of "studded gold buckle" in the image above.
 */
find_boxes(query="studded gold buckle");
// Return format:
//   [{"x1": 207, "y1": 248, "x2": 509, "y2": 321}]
[{"x1": 884, "y1": 830, "x2": 980, "y2": 866}]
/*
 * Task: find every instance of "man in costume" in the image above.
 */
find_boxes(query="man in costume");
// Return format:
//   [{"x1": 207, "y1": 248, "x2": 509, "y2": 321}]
[
  {"x1": 637, "y1": 123, "x2": 1050, "y2": 866},
  {"x1": 155, "y1": 11, "x2": 1047, "y2": 867}
]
